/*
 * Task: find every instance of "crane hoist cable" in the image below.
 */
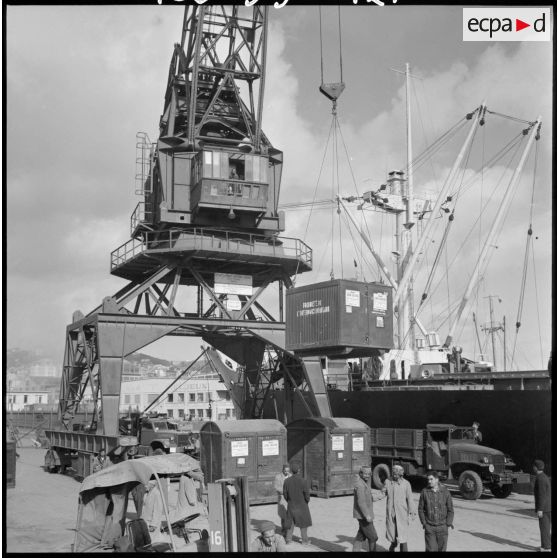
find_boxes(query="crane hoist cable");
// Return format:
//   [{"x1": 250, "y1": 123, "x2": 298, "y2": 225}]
[{"x1": 511, "y1": 129, "x2": 540, "y2": 364}]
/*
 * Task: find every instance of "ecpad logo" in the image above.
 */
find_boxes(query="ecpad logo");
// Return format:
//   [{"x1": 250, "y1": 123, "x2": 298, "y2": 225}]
[{"x1": 463, "y1": 8, "x2": 551, "y2": 42}]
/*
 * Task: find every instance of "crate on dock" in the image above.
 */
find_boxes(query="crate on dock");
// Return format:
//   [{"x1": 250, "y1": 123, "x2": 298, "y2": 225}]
[
  {"x1": 200, "y1": 420, "x2": 287, "y2": 504},
  {"x1": 287, "y1": 417, "x2": 370, "y2": 498}
]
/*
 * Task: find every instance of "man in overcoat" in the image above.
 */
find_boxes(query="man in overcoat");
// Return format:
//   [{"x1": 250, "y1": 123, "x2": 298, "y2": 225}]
[
  {"x1": 283, "y1": 461, "x2": 312, "y2": 545},
  {"x1": 384, "y1": 464, "x2": 415, "y2": 552},
  {"x1": 274, "y1": 464, "x2": 291, "y2": 537},
  {"x1": 353, "y1": 465, "x2": 386, "y2": 552},
  {"x1": 533, "y1": 459, "x2": 551, "y2": 551}
]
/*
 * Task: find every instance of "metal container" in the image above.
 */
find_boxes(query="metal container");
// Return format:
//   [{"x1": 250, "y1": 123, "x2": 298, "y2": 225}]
[
  {"x1": 200, "y1": 419, "x2": 287, "y2": 504},
  {"x1": 285, "y1": 279, "x2": 393, "y2": 357},
  {"x1": 6, "y1": 441, "x2": 17, "y2": 488},
  {"x1": 286, "y1": 417, "x2": 371, "y2": 498}
]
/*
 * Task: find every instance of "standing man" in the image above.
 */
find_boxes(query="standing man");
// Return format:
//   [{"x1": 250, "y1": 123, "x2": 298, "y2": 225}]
[
  {"x1": 533, "y1": 459, "x2": 551, "y2": 552},
  {"x1": 353, "y1": 465, "x2": 385, "y2": 552},
  {"x1": 92, "y1": 448, "x2": 111, "y2": 473},
  {"x1": 384, "y1": 464, "x2": 415, "y2": 552},
  {"x1": 418, "y1": 471, "x2": 454, "y2": 552},
  {"x1": 274, "y1": 464, "x2": 291, "y2": 537},
  {"x1": 466, "y1": 422, "x2": 483, "y2": 444},
  {"x1": 283, "y1": 461, "x2": 312, "y2": 545}
]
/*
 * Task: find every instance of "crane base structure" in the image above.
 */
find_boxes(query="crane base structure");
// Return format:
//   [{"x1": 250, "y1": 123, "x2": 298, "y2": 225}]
[{"x1": 58, "y1": 250, "x2": 332, "y2": 439}]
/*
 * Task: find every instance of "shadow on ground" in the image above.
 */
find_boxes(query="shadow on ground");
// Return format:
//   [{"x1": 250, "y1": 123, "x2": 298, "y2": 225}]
[
  {"x1": 459, "y1": 530, "x2": 539, "y2": 551},
  {"x1": 250, "y1": 519, "x2": 389, "y2": 552},
  {"x1": 506, "y1": 508, "x2": 537, "y2": 518}
]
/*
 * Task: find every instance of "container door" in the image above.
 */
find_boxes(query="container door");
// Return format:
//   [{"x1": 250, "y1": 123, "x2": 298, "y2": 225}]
[
  {"x1": 351, "y1": 431, "x2": 368, "y2": 472},
  {"x1": 256, "y1": 434, "x2": 285, "y2": 502},
  {"x1": 257, "y1": 435, "x2": 284, "y2": 481},
  {"x1": 329, "y1": 432, "x2": 351, "y2": 492},
  {"x1": 227, "y1": 436, "x2": 256, "y2": 480}
]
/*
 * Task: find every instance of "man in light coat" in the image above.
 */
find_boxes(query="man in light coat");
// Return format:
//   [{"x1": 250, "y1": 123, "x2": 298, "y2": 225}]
[
  {"x1": 384, "y1": 464, "x2": 415, "y2": 552},
  {"x1": 353, "y1": 465, "x2": 386, "y2": 552}
]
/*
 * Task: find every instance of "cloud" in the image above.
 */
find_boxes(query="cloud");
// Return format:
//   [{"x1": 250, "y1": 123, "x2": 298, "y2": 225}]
[{"x1": 6, "y1": 7, "x2": 552, "y2": 370}]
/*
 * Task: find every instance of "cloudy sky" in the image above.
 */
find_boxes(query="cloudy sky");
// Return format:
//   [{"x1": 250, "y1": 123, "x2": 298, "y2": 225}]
[{"x1": 6, "y1": 4, "x2": 554, "y2": 371}]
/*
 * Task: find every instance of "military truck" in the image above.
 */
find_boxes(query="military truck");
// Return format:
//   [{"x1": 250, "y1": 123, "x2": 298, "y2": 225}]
[
  {"x1": 370, "y1": 424, "x2": 529, "y2": 500},
  {"x1": 122, "y1": 413, "x2": 196, "y2": 456}
]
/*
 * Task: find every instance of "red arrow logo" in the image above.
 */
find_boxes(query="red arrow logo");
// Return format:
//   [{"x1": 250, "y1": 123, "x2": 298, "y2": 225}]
[{"x1": 516, "y1": 19, "x2": 530, "y2": 31}]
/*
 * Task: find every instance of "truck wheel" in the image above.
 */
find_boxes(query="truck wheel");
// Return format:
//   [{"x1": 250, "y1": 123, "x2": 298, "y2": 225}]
[
  {"x1": 490, "y1": 484, "x2": 512, "y2": 498},
  {"x1": 372, "y1": 463, "x2": 390, "y2": 489},
  {"x1": 458, "y1": 470, "x2": 483, "y2": 500}
]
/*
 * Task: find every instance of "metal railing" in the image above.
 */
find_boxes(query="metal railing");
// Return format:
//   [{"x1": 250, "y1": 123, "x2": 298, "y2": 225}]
[
  {"x1": 111, "y1": 228, "x2": 313, "y2": 271},
  {"x1": 130, "y1": 202, "x2": 154, "y2": 235}
]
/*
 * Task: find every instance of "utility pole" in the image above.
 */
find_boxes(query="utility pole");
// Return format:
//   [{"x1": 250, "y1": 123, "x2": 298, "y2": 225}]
[{"x1": 481, "y1": 295, "x2": 504, "y2": 371}]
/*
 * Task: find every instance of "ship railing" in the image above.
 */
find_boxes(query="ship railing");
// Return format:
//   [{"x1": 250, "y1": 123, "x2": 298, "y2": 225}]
[{"x1": 111, "y1": 228, "x2": 313, "y2": 270}]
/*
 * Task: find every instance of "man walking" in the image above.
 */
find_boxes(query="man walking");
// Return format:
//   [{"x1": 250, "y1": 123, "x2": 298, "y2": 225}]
[
  {"x1": 353, "y1": 465, "x2": 385, "y2": 552},
  {"x1": 283, "y1": 462, "x2": 312, "y2": 545},
  {"x1": 533, "y1": 459, "x2": 551, "y2": 552},
  {"x1": 418, "y1": 471, "x2": 454, "y2": 552},
  {"x1": 384, "y1": 464, "x2": 415, "y2": 552},
  {"x1": 274, "y1": 464, "x2": 291, "y2": 537}
]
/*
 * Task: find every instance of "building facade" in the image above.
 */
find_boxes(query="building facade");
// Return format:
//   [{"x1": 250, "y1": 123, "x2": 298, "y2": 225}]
[
  {"x1": 120, "y1": 372, "x2": 236, "y2": 421},
  {"x1": 6, "y1": 390, "x2": 50, "y2": 411}
]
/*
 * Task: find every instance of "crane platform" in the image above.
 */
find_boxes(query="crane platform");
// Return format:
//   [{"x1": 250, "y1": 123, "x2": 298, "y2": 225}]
[{"x1": 110, "y1": 228, "x2": 312, "y2": 286}]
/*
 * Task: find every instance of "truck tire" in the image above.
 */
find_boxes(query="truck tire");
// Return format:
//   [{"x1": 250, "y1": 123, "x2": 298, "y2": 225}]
[
  {"x1": 490, "y1": 484, "x2": 512, "y2": 498},
  {"x1": 372, "y1": 463, "x2": 390, "y2": 489},
  {"x1": 458, "y1": 470, "x2": 483, "y2": 500}
]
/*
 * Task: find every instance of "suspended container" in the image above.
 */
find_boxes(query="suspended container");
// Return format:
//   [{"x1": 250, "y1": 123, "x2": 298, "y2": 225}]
[
  {"x1": 286, "y1": 417, "x2": 371, "y2": 498},
  {"x1": 286, "y1": 279, "x2": 393, "y2": 357},
  {"x1": 200, "y1": 419, "x2": 287, "y2": 504}
]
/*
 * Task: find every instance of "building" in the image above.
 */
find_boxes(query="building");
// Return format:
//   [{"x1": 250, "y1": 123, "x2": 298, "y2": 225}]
[
  {"x1": 6, "y1": 390, "x2": 50, "y2": 412},
  {"x1": 120, "y1": 371, "x2": 236, "y2": 421}
]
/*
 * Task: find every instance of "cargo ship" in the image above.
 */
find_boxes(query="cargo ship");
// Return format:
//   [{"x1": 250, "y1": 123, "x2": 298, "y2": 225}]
[{"x1": 255, "y1": 71, "x2": 553, "y2": 474}]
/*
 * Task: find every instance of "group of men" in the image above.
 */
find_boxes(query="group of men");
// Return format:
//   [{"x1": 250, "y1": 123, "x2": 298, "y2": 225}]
[
  {"x1": 252, "y1": 457, "x2": 552, "y2": 552},
  {"x1": 251, "y1": 462, "x2": 312, "y2": 552},
  {"x1": 353, "y1": 464, "x2": 454, "y2": 552}
]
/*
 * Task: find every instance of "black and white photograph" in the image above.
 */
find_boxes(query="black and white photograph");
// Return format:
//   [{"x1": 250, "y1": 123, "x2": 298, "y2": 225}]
[{"x1": 5, "y1": 1, "x2": 554, "y2": 553}]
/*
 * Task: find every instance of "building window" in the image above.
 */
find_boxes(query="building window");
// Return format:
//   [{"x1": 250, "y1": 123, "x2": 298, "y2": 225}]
[
  {"x1": 206, "y1": 392, "x2": 212, "y2": 402},
  {"x1": 178, "y1": 409, "x2": 184, "y2": 418},
  {"x1": 168, "y1": 409, "x2": 174, "y2": 418},
  {"x1": 168, "y1": 394, "x2": 174, "y2": 403},
  {"x1": 147, "y1": 393, "x2": 159, "y2": 404},
  {"x1": 189, "y1": 393, "x2": 196, "y2": 402},
  {"x1": 225, "y1": 392, "x2": 231, "y2": 401},
  {"x1": 38, "y1": 396, "x2": 43, "y2": 403},
  {"x1": 24, "y1": 395, "x2": 28, "y2": 404},
  {"x1": 179, "y1": 393, "x2": 185, "y2": 403},
  {"x1": 124, "y1": 395, "x2": 130, "y2": 404},
  {"x1": 197, "y1": 409, "x2": 204, "y2": 418},
  {"x1": 189, "y1": 411, "x2": 196, "y2": 420},
  {"x1": 135, "y1": 395, "x2": 141, "y2": 404},
  {"x1": 205, "y1": 409, "x2": 211, "y2": 418},
  {"x1": 197, "y1": 393, "x2": 204, "y2": 402}
]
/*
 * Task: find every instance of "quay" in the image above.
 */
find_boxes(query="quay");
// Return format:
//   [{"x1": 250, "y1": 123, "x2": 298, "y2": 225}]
[{"x1": 6, "y1": 447, "x2": 542, "y2": 553}]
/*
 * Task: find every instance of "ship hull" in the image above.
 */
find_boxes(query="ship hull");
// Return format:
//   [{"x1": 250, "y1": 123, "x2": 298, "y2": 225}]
[{"x1": 263, "y1": 387, "x2": 552, "y2": 474}]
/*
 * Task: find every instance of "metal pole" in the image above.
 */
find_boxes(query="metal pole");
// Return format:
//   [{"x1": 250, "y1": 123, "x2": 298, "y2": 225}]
[
  {"x1": 444, "y1": 117, "x2": 541, "y2": 348},
  {"x1": 503, "y1": 315, "x2": 507, "y2": 371},
  {"x1": 395, "y1": 103, "x2": 486, "y2": 308},
  {"x1": 489, "y1": 296, "x2": 497, "y2": 370}
]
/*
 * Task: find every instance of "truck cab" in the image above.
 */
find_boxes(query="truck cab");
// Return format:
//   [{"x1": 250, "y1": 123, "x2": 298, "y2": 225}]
[
  {"x1": 425, "y1": 424, "x2": 527, "y2": 499},
  {"x1": 128, "y1": 414, "x2": 193, "y2": 456}
]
